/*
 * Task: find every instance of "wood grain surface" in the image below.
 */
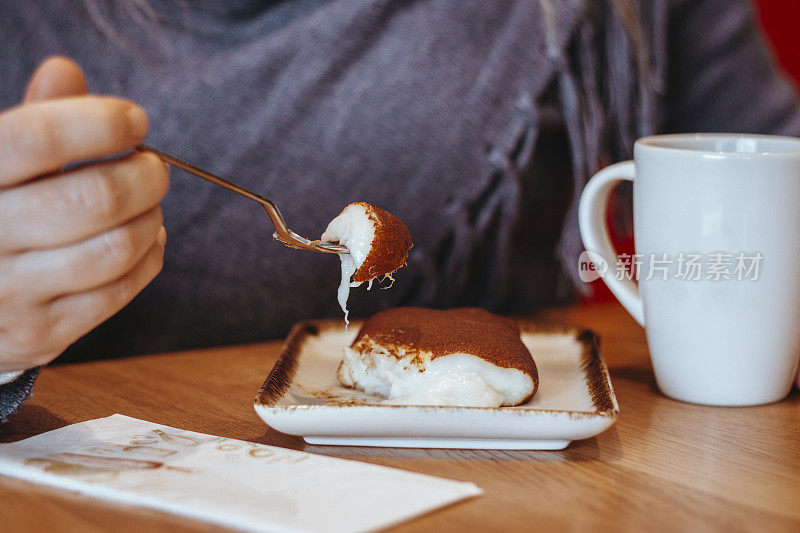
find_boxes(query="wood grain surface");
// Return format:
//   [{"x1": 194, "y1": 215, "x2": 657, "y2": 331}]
[{"x1": 1, "y1": 302, "x2": 798, "y2": 532}]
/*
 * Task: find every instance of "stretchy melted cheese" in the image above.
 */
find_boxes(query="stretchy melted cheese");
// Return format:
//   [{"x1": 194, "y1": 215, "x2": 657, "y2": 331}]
[
  {"x1": 321, "y1": 203, "x2": 412, "y2": 322},
  {"x1": 338, "y1": 307, "x2": 538, "y2": 407}
]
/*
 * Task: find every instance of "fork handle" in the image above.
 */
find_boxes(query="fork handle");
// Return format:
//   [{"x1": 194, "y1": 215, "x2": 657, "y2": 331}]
[{"x1": 135, "y1": 143, "x2": 290, "y2": 235}]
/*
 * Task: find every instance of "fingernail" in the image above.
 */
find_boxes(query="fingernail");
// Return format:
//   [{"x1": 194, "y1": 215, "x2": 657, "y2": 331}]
[
  {"x1": 157, "y1": 226, "x2": 167, "y2": 247},
  {"x1": 126, "y1": 104, "x2": 149, "y2": 141}
]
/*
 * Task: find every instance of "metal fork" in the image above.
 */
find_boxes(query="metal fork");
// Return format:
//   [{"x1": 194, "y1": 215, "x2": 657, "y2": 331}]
[{"x1": 136, "y1": 144, "x2": 348, "y2": 254}]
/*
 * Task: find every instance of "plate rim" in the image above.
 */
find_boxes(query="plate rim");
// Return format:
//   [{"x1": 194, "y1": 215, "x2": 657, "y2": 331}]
[{"x1": 253, "y1": 318, "x2": 620, "y2": 419}]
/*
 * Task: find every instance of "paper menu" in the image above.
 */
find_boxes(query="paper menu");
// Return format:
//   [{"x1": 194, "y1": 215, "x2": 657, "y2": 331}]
[{"x1": 0, "y1": 414, "x2": 481, "y2": 533}]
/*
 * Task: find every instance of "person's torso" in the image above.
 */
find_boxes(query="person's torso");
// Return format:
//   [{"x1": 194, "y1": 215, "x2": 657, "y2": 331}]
[{"x1": 1, "y1": 0, "x2": 579, "y2": 357}]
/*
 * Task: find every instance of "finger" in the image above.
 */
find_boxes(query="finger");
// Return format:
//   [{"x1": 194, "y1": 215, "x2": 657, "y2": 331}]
[
  {"x1": 0, "y1": 152, "x2": 169, "y2": 251},
  {"x1": 0, "y1": 95, "x2": 149, "y2": 186},
  {"x1": 0, "y1": 348, "x2": 61, "y2": 372},
  {"x1": 45, "y1": 238, "x2": 165, "y2": 354},
  {"x1": 7, "y1": 207, "x2": 164, "y2": 299},
  {"x1": 23, "y1": 56, "x2": 88, "y2": 102}
]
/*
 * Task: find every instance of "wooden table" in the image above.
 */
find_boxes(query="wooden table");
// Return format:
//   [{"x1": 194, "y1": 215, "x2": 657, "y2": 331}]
[{"x1": 1, "y1": 302, "x2": 798, "y2": 532}]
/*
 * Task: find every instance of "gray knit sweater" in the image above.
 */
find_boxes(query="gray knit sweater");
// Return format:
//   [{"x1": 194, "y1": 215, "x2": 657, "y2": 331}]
[{"x1": 2, "y1": 0, "x2": 799, "y2": 420}]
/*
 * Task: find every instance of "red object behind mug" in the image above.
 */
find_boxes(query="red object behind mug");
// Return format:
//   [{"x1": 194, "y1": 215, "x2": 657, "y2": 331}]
[{"x1": 753, "y1": 0, "x2": 800, "y2": 89}]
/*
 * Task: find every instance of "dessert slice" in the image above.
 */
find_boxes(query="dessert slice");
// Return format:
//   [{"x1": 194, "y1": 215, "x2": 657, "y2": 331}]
[
  {"x1": 321, "y1": 202, "x2": 412, "y2": 322},
  {"x1": 338, "y1": 307, "x2": 538, "y2": 407}
]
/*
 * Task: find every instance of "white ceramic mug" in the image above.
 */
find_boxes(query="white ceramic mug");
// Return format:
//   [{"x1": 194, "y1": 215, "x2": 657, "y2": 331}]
[{"x1": 579, "y1": 133, "x2": 800, "y2": 406}]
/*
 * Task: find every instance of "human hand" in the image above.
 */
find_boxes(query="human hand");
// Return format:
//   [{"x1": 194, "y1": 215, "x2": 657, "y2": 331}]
[{"x1": 0, "y1": 57, "x2": 169, "y2": 372}]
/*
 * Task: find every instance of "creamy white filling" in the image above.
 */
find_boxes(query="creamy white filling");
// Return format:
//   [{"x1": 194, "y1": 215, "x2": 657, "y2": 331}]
[
  {"x1": 336, "y1": 254, "x2": 361, "y2": 325},
  {"x1": 339, "y1": 345, "x2": 534, "y2": 407},
  {"x1": 322, "y1": 204, "x2": 375, "y2": 321}
]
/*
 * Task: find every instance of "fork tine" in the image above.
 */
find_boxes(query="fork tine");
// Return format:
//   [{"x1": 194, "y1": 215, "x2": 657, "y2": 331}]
[{"x1": 273, "y1": 230, "x2": 348, "y2": 254}]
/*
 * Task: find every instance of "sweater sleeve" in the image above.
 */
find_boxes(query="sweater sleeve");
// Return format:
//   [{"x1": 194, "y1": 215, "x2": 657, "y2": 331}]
[
  {"x1": 664, "y1": 0, "x2": 800, "y2": 136},
  {"x1": 0, "y1": 367, "x2": 41, "y2": 422}
]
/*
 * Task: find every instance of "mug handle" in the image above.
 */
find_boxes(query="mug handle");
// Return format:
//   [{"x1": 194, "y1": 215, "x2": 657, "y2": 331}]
[{"x1": 578, "y1": 161, "x2": 644, "y2": 326}]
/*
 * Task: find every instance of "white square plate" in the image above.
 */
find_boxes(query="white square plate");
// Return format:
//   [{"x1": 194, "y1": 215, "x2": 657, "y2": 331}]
[{"x1": 254, "y1": 320, "x2": 619, "y2": 450}]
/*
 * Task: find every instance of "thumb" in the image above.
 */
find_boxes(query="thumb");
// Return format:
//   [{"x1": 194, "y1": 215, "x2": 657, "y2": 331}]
[{"x1": 23, "y1": 56, "x2": 88, "y2": 103}]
